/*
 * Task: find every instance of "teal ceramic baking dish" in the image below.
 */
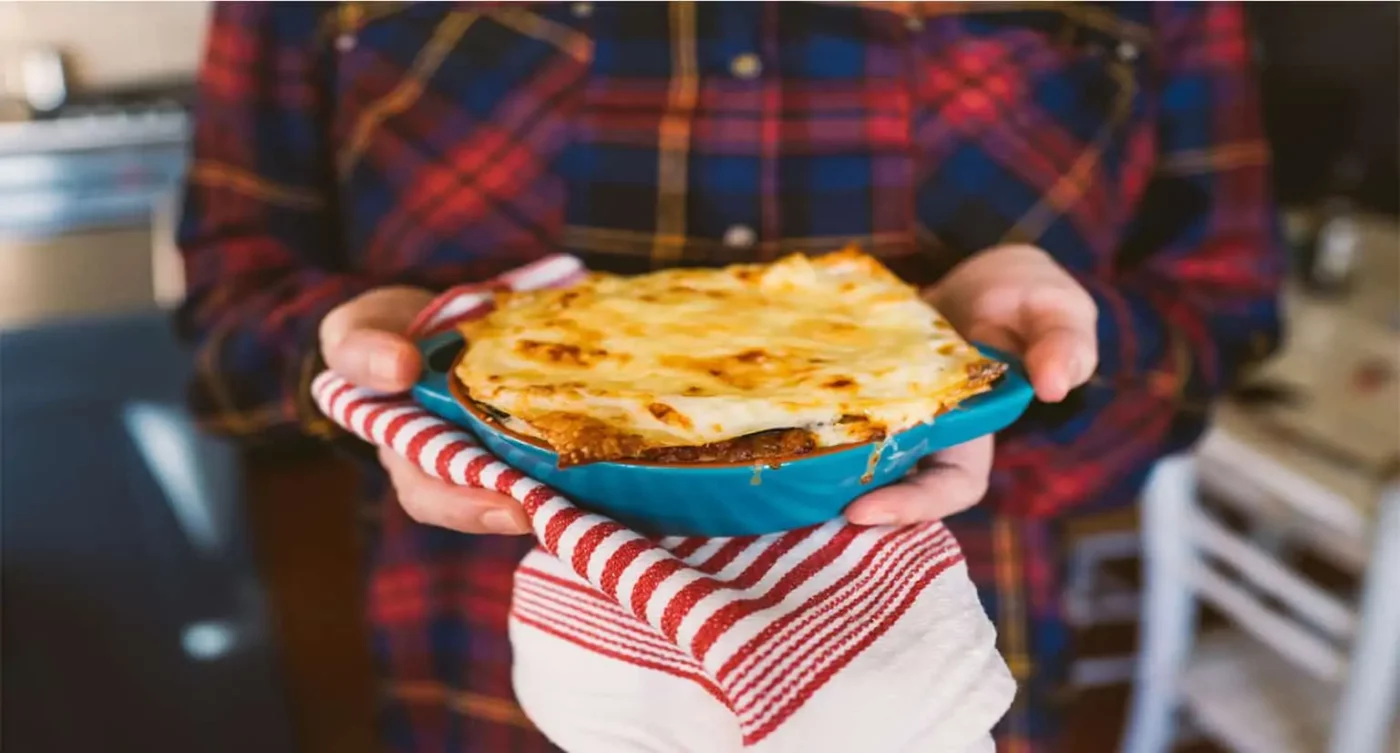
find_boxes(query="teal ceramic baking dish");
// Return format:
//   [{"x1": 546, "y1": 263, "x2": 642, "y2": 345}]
[{"x1": 412, "y1": 331, "x2": 1034, "y2": 536}]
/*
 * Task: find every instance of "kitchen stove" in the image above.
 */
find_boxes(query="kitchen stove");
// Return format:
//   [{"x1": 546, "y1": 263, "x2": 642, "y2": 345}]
[{"x1": 0, "y1": 85, "x2": 193, "y2": 237}]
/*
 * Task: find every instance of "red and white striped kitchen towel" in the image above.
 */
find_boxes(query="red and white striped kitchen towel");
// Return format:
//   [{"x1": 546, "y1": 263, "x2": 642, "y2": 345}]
[{"x1": 313, "y1": 255, "x2": 1014, "y2": 753}]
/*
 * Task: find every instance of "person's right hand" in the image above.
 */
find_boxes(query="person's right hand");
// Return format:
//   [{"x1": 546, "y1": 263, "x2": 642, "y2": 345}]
[{"x1": 320, "y1": 286, "x2": 531, "y2": 535}]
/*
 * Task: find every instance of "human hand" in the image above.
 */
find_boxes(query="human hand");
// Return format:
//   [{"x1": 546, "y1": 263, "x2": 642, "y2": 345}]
[
  {"x1": 845, "y1": 244, "x2": 1098, "y2": 526},
  {"x1": 320, "y1": 286, "x2": 529, "y2": 535},
  {"x1": 926, "y1": 244, "x2": 1099, "y2": 403}
]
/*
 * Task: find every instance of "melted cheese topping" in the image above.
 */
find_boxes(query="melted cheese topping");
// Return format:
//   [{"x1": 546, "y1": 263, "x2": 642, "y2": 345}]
[{"x1": 456, "y1": 248, "x2": 1002, "y2": 464}]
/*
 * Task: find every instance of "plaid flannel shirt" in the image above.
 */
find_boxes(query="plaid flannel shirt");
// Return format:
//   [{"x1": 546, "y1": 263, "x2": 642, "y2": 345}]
[{"x1": 177, "y1": 3, "x2": 1284, "y2": 751}]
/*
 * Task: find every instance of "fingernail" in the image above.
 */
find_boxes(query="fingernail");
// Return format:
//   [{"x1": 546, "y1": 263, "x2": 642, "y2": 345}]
[
  {"x1": 370, "y1": 352, "x2": 403, "y2": 384},
  {"x1": 1040, "y1": 374, "x2": 1068, "y2": 402},
  {"x1": 851, "y1": 510, "x2": 898, "y2": 527},
  {"x1": 1067, "y1": 356, "x2": 1083, "y2": 383},
  {"x1": 481, "y1": 508, "x2": 527, "y2": 535}
]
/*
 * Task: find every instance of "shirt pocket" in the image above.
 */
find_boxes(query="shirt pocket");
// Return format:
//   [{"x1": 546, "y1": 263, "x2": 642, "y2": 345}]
[
  {"x1": 328, "y1": 3, "x2": 594, "y2": 280},
  {"x1": 910, "y1": 9, "x2": 1150, "y2": 270}
]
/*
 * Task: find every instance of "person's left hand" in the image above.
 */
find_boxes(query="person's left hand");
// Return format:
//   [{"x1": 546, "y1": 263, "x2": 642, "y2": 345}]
[{"x1": 844, "y1": 244, "x2": 1098, "y2": 526}]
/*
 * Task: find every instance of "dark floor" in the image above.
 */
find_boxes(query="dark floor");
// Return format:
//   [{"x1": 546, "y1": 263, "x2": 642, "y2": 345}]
[
  {"x1": 246, "y1": 453, "x2": 1225, "y2": 753},
  {"x1": 1063, "y1": 687, "x2": 1224, "y2": 753}
]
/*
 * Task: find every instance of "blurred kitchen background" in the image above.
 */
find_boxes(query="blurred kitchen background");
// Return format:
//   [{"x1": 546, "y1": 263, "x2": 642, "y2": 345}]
[{"x1": 0, "y1": 3, "x2": 1395, "y2": 753}]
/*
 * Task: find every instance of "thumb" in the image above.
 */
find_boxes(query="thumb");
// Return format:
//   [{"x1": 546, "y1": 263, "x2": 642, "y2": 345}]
[{"x1": 320, "y1": 286, "x2": 436, "y2": 392}]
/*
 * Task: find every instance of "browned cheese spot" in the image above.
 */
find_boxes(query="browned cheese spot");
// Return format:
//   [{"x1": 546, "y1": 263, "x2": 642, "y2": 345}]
[
  {"x1": 659, "y1": 351, "x2": 777, "y2": 391},
  {"x1": 647, "y1": 402, "x2": 693, "y2": 429},
  {"x1": 516, "y1": 339, "x2": 609, "y2": 367},
  {"x1": 967, "y1": 360, "x2": 1007, "y2": 383}
]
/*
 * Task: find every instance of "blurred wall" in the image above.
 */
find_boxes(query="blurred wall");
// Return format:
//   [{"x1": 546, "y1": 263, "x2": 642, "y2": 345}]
[
  {"x1": 0, "y1": 1, "x2": 209, "y2": 95},
  {"x1": 1250, "y1": 3, "x2": 1400, "y2": 213}
]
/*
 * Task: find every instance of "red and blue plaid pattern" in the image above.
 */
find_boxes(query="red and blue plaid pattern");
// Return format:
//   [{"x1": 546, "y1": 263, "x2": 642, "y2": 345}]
[{"x1": 177, "y1": 3, "x2": 1284, "y2": 751}]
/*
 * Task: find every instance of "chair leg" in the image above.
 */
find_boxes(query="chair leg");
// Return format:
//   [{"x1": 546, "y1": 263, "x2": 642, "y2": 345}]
[
  {"x1": 1328, "y1": 488, "x2": 1400, "y2": 753},
  {"x1": 1065, "y1": 542, "x2": 1096, "y2": 627},
  {"x1": 1122, "y1": 455, "x2": 1201, "y2": 753}
]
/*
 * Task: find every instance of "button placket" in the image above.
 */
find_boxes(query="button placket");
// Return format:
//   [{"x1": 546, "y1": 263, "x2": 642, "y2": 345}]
[
  {"x1": 712, "y1": 5, "x2": 766, "y2": 254},
  {"x1": 722, "y1": 50, "x2": 762, "y2": 248}
]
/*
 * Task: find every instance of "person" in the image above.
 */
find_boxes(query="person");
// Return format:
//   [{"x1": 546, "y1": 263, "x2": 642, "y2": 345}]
[{"x1": 177, "y1": 2, "x2": 1283, "y2": 751}]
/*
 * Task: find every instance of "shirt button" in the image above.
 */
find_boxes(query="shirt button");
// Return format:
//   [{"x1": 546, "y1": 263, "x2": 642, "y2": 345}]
[
  {"x1": 570, "y1": 2, "x2": 593, "y2": 19},
  {"x1": 722, "y1": 224, "x2": 757, "y2": 250},
  {"x1": 1116, "y1": 41, "x2": 1140, "y2": 62},
  {"x1": 729, "y1": 53, "x2": 763, "y2": 80},
  {"x1": 335, "y1": 33, "x2": 357, "y2": 53}
]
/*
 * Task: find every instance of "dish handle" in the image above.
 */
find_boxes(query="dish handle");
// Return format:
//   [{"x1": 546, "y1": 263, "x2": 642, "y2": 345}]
[{"x1": 412, "y1": 331, "x2": 469, "y2": 421}]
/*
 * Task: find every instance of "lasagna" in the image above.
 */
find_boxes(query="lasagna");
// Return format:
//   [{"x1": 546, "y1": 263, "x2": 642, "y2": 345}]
[{"x1": 455, "y1": 247, "x2": 1004, "y2": 466}]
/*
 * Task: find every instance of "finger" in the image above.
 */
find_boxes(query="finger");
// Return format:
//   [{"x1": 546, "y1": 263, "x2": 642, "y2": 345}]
[
  {"x1": 326, "y1": 329, "x2": 422, "y2": 393},
  {"x1": 1023, "y1": 325, "x2": 1096, "y2": 402},
  {"x1": 379, "y1": 448, "x2": 530, "y2": 535},
  {"x1": 1020, "y1": 290, "x2": 1097, "y2": 402},
  {"x1": 320, "y1": 286, "x2": 435, "y2": 347},
  {"x1": 320, "y1": 287, "x2": 436, "y2": 392},
  {"x1": 845, "y1": 436, "x2": 994, "y2": 525}
]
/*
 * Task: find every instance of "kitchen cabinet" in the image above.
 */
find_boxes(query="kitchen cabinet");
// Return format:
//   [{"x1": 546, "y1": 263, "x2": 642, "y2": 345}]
[{"x1": 0, "y1": 226, "x2": 156, "y2": 328}]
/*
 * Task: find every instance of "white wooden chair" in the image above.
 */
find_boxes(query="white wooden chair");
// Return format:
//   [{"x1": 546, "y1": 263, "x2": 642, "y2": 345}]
[
  {"x1": 1124, "y1": 447, "x2": 1399, "y2": 753},
  {"x1": 1063, "y1": 510, "x2": 1144, "y2": 689},
  {"x1": 1121, "y1": 218, "x2": 1400, "y2": 753}
]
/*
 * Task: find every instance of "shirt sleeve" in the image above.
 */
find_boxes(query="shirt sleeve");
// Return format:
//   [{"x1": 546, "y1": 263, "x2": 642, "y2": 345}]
[
  {"x1": 990, "y1": 2, "x2": 1286, "y2": 517},
  {"x1": 177, "y1": 2, "x2": 380, "y2": 445}
]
